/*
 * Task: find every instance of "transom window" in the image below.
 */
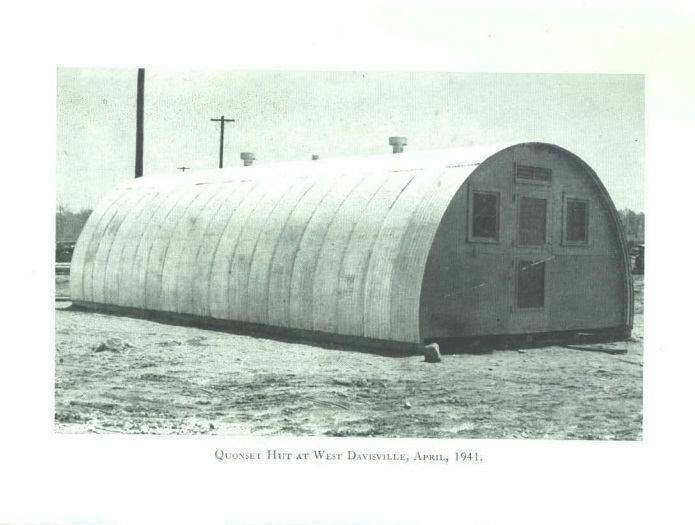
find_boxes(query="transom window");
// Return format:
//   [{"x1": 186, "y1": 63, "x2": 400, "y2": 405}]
[
  {"x1": 470, "y1": 191, "x2": 500, "y2": 241},
  {"x1": 564, "y1": 198, "x2": 589, "y2": 244}
]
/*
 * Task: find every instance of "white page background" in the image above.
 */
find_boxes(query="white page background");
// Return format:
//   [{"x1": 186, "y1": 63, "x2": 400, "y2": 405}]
[{"x1": 1, "y1": 1, "x2": 693, "y2": 524}]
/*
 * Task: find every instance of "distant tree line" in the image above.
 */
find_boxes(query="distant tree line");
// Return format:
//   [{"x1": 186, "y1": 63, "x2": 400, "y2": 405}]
[
  {"x1": 618, "y1": 208, "x2": 645, "y2": 246},
  {"x1": 56, "y1": 204, "x2": 93, "y2": 242}
]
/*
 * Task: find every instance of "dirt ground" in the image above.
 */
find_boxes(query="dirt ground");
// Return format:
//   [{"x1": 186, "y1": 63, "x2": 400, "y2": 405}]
[{"x1": 54, "y1": 275, "x2": 643, "y2": 440}]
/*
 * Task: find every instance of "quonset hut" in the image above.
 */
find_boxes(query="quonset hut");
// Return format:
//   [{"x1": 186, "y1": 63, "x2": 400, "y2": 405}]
[{"x1": 70, "y1": 142, "x2": 633, "y2": 351}]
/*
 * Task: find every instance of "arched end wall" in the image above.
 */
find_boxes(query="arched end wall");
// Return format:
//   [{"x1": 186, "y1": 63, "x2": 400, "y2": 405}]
[{"x1": 420, "y1": 143, "x2": 633, "y2": 341}]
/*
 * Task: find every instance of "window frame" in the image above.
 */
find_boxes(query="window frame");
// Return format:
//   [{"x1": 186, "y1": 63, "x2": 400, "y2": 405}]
[
  {"x1": 562, "y1": 195, "x2": 590, "y2": 246},
  {"x1": 468, "y1": 188, "x2": 501, "y2": 243}
]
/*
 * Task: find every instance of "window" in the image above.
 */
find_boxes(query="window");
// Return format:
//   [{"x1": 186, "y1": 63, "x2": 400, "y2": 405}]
[
  {"x1": 470, "y1": 191, "x2": 500, "y2": 241},
  {"x1": 518, "y1": 196, "x2": 547, "y2": 246},
  {"x1": 517, "y1": 260, "x2": 546, "y2": 308},
  {"x1": 564, "y1": 198, "x2": 589, "y2": 244},
  {"x1": 515, "y1": 164, "x2": 552, "y2": 183}
]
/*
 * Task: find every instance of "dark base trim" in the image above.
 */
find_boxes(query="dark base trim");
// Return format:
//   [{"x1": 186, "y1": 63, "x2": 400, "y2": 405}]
[
  {"x1": 426, "y1": 326, "x2": 633, "y2": 354},
  {"x1": 70, "y1": 301, "x2": 422, "y2": 357},
  {"x1": 70, "y1": 301, "x2": 631, "y2": 357}
]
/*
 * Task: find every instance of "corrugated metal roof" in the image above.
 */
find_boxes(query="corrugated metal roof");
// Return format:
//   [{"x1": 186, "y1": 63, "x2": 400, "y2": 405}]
[{"x1": 70, "y1": 143, "x2": 517, "y2": 343}]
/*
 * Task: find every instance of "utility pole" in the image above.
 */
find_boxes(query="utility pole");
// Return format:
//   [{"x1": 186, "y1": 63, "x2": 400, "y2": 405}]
[
  {"x1": 135, "y1": 68, "x2": 145, "y2": 178},
  {"x1": 177, "y1": 167, "x2": 190, "y2": 173},
  {"x1": 210, "y1": 115, "x2": 235, "y2": 168}
]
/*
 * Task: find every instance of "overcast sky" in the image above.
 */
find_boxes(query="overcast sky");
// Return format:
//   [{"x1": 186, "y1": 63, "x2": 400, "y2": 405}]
[{"x1": 56, "y1": 69, "x2": 644, "y2": 212}]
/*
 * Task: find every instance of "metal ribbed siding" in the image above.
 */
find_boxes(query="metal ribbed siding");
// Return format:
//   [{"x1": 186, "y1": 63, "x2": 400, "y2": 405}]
[
  {"x1": 70, "y1": 146, "x2": 508, "y2": 344},
  {"x1": 390, "y1": 166, "x2": 475, "y2": 342}
]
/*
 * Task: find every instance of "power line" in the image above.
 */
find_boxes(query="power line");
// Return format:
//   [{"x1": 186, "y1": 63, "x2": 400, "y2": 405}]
[
  {"x1": 210, "y1": 115, "x2": 235, "y2": 168},
  {"x1": 135, "y1": 68, "x2": 145, "y2": 178}
]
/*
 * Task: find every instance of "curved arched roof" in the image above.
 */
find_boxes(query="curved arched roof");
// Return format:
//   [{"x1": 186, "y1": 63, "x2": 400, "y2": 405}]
[{"x1": 70, "y1": 142, "x2": 630, "y2": 344}]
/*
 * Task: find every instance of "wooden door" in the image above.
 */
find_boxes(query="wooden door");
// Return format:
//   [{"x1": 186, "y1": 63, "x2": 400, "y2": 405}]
[{"x1": 509, "y1": 188, "x2": 553, "y2": 333}]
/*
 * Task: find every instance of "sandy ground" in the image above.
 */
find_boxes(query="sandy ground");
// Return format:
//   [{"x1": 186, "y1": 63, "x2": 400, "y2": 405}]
[{"x1": 54, "y1": 275, "x2": 643, "y2": 439}]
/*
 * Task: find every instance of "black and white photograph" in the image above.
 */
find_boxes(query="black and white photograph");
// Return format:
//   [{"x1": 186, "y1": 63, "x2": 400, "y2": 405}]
[
  {"x1": 3, "y1": 1, "x2": 694, "y2": 524},
  {"x1": 55, "y1": 69, "x2": 644, "y2": 439}
]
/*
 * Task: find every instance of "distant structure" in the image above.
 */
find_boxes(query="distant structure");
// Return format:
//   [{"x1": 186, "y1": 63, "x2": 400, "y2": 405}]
[
  {"x1": 71, "y1": 142, "x2": 633, "y2": 351},
  {"x1": 389, "y1": 136, "x2": 407, "y2": 154},
  {"x1": 240, "y1": 152, "x2": 256, "y2": 166}
]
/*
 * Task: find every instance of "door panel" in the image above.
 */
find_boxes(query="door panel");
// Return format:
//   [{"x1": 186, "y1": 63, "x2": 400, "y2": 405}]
[
  {"x1": 516, "y1": 259, "x2": 546, "y2": 308},
  {"x1": 518, "y1": 196, "x2": 547, "y2": 246},
  {"x1": 510, "y1": 189, "x2": 553, "y2": 333}
]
